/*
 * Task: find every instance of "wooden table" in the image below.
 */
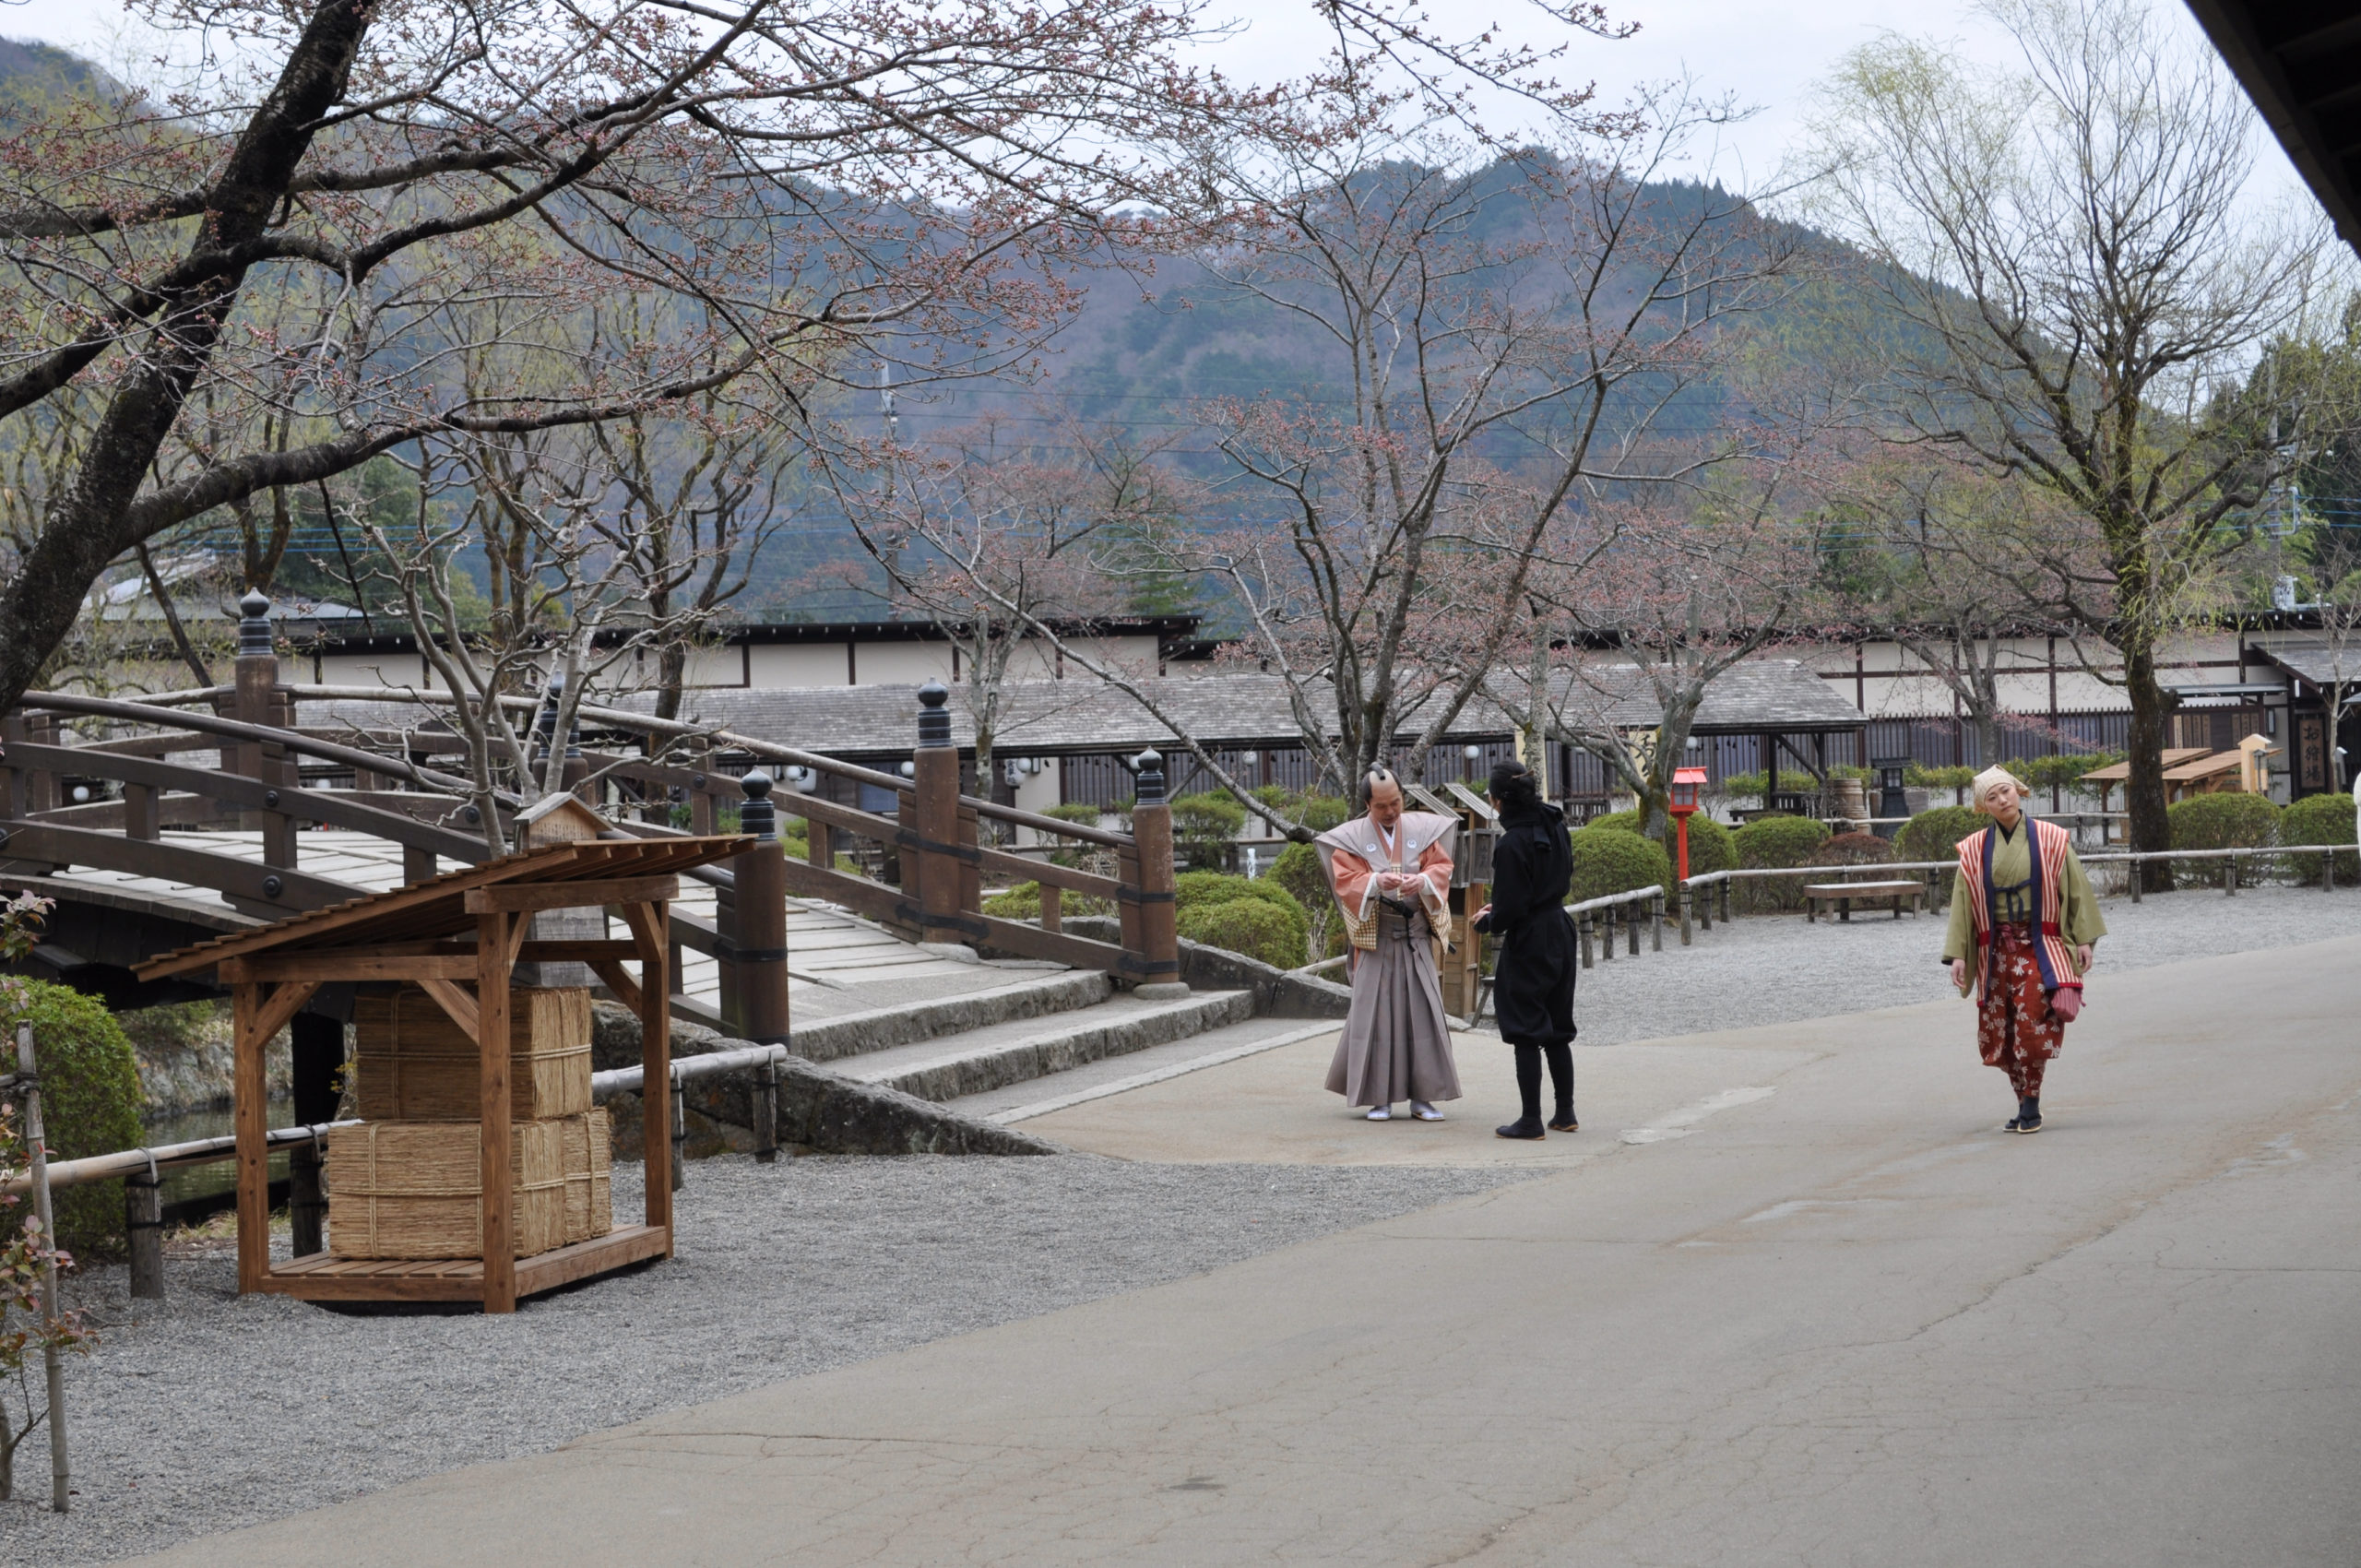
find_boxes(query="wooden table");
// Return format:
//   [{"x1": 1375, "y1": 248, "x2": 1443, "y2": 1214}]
[{"x1": 1803, "y1": 880, "x2": 1925, "y2": 922}]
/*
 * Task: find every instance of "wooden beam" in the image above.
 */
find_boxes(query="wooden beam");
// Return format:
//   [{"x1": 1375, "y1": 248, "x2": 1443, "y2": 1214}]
[
  {"x1": 417, "y1": 978, "x2": 481, "y2": 1042},
  {"x1": 513, "y1": 1224, "x2": 670, "y2": 1296},
  {"x1": 587, "y1": 958, "x2": 644, "y2": 1015},
  {"x1": 462, "y1": 875, "x2": 680, "y2": 914},
  {"x1": 224, "y1": 954, "x2": 479, "y2": 983},
  {"x1": 478, "y1": 910, "x2": 516, "y2": 1314},
  {"x1": 516, "y1": 939, "x2": 642, "y2": 962},
  {"x1": 242, "y1": 979, "x2": 324, "y2": 1053}
]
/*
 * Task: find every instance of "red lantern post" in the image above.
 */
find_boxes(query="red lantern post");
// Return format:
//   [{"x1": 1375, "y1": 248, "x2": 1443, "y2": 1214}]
[{"x1": 1668, "y1": 766, "x2": 1708, "y2": 881}]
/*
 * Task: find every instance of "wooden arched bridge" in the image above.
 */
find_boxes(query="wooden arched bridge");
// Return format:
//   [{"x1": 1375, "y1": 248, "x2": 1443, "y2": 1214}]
[{"x1": 0, "y1": 598, "x2": 1182, "y2": 1046}]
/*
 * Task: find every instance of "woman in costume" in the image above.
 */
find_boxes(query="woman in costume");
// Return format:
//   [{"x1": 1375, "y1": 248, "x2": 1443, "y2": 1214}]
[
  {"x1": 1941, "y1": 765, "x2": 2106, "y2": 1134},
  {"x1": 1472, "y1": 760, "x2": 1580, "y2": 1139}
]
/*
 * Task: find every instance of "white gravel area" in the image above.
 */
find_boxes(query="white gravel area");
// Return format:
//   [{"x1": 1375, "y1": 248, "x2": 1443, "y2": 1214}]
[
  {"x1": 8, "y1": 1157, "x2": 1525, "y2": 1567},
  {"x1": 1568, "y1": 883, "x2": 2361, "y2": 1046}
]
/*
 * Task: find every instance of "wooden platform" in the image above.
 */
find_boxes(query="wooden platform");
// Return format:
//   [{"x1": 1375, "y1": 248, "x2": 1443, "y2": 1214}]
[{"x1": 257, "y1": 1224, "x2": 670, "y2": 1304}]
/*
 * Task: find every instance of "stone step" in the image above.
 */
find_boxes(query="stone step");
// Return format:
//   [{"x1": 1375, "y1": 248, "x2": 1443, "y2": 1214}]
[
  {"x1": 839, "y1": 989, "x2": 1257, "y2": 1103},
  {"x1": 789, "y1": 968, "x2": 1114, "y2": 1065}
]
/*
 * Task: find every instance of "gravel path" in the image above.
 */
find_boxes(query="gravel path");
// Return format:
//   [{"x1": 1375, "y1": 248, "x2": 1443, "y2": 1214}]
[
  {"x1": 8, "y1": 1158, "x2": 1525, "y2": 1567},
  {"x1": 1567, "y1": 883, "x2": 2361, "y2": 1046}
]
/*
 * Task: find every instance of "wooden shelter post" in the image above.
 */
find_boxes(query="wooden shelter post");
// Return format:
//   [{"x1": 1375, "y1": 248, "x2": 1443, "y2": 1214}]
[
  {"x1": 477, "y1": 909, "x2": 517, "y2": 1313},
  {"x1": 620, "y1": 898, "x2": 673, "y2": 1241}
]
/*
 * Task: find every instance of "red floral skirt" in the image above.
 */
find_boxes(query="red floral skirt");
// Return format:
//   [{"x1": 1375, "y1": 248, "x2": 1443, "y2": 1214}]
[{"x1": 1978, "y1": 924, "x2": 2066, "y2": 1092}]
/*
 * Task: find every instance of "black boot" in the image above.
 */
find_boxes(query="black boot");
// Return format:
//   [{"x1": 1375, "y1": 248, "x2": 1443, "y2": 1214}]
[
  {"x1": 1501, "y1": 1045, "x2": 1548, "y2": 1138},
  {"x1": 1543, "y1": 1041, "x2": 1577, "y2": 1131}
]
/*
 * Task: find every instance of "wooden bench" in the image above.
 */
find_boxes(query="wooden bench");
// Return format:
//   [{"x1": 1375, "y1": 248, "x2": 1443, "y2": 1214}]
[{"x1": 1802, "y1": 879, "x2": 1925, "y2": 922}]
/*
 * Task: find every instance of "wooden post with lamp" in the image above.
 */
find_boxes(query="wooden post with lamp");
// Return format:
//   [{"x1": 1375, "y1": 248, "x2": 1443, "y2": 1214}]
[{"x1": 1670, "y1": 766, "x2": 1707, "y2": 946}]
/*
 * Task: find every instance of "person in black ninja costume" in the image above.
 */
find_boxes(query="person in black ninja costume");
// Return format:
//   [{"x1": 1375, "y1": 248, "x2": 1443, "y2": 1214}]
[{"x1": 1471, "y1": 759, "x2": 1580, "y2": 1139}]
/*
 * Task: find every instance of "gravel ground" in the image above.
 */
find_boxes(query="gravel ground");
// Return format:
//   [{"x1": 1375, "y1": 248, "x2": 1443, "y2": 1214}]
[
  {"x1": 11, "y1": 883, "x2": 2358, "y2": 1564},
  {"x1": 6, "y1": 1158, "x2": 1525, "y2": 1567},
  {"x1": 1567, "y1": 882, "x2": 2361, "y2": 1046}
]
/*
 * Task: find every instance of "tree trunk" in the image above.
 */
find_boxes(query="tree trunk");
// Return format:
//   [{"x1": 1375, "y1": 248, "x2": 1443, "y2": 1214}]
[
  {"x1": 655, "y1": 640, "x2": 688, "y2": 724},
  {"x1": 0, "y1": 0, "x2": 373, "y2": 712},
  {"x1": 2123, "y1": 641, "x2": 2174, "y2": 888}
]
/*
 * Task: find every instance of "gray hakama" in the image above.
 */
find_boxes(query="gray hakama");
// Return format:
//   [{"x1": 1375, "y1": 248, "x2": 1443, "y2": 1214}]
[{"x1": 1324, "y1": 900, "x2": 1462, "y2": 1107}]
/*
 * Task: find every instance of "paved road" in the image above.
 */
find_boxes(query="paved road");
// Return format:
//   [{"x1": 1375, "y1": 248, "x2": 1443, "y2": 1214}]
[{"x1": 123, "y1": 937, "x2": 2361, "y2": 1567}]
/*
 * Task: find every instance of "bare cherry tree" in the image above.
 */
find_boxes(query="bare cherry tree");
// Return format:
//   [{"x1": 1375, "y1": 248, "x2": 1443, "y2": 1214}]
[
  {"x1": 0, "y1": 0, "x2": 1264, "y2": 713},
  {"x1": 955, "y1": 71, "x2": 1802, "y2": 837},
  {"x1": 1801, "y1": 0, "x2": 2343, "y2": 881}
]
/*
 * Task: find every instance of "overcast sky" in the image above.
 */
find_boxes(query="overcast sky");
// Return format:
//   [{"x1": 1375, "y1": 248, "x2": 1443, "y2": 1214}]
[{"x1": 0, "y1": 0, "x2": 2309, "y2": 210}]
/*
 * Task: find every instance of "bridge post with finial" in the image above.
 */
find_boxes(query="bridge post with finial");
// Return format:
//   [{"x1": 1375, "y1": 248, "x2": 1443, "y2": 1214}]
[
  {"x1": 232, "y1": 591, "x2": 299, "y2": 877},
  {"x1": 718, "y1": 771, "x2": 791, "y2": 1050},
  {"x1": 910, "y1": 681, "x2": 974, "y2": 951},
  {"x1": 1124, "y1": 749, "x2": 1186, "y2": 997}
]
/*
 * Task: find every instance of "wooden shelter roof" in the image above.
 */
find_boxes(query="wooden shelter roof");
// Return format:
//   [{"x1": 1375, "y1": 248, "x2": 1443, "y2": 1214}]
[
  {"x1": 135, "y1": 835, "x2": 753, "y2": 980},
  {"x1": 2079, "y1": 749, "x2": 2211, "y2": 784},
  {"x1": 2161, "y1": 752, "x2": 2247, "y2": 785}
]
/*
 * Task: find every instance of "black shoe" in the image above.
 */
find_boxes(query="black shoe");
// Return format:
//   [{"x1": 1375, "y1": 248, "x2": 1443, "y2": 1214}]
[
  {"x1": 1547, "y1": 1113, "x2": 1579, "y2": 1133},
  {"x1": 2006, "y1": 1096, "x2": 2043, "y2": 1134},
  {"x1": 1495, "y1": 1119, "x2": 1547, "y2": 1140}
]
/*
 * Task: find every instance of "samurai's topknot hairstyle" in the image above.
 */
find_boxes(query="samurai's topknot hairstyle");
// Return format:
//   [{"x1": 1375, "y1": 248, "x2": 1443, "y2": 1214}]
[{"x1": 1361, "y1": 766, "x2": 1400, "y2": 806}]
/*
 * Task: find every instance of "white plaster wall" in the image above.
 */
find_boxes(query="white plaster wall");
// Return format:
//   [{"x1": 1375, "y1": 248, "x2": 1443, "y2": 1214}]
[
  {"x1": 311, "y1": 651, "x2": 437, "y2": 690},
  {"x1": 855, "y1": 641, "x2": 955, "y2": 685},
  {"x1": 747, "y1": 644, "x2": 852, "y2": 688},
  {"x1": 681, "y1": 645, "x2": 745, "y2": 688}
]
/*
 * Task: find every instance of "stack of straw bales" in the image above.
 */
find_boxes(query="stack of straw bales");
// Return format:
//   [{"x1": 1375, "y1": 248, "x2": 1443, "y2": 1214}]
[{"x1": 327, "y1": 987, "x2": 611, "y2": 1259}]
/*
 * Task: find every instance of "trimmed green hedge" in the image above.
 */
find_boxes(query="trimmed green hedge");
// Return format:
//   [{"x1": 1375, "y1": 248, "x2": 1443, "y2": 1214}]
[
  {"x1": 2167, "y1": 791, "x2": 2281, "y2": 888},
  {"x1": 1733, "y1": 815, "x2": 1833, "y2": 911},
  {"x1": 2283, "y1": 791, "x2": 2359, "y2": 885},
  {"x1": 1177, "y1": 897, "x2": 1305, "y2": 968},
  {"x1": 1175, "y1": 871, "x2": 1311, "y2": 965},
  {"x1": 11, "y1": 982, "x2": 143, "y2": 1261},
  {"x1": 1896, "y1": 805, "x2": 1983, "y2": 867},
  {"x1": 1570, "y1": 827, "x2": 1670, "y2": 903},
  {"x1": 979, "y1": 881, "x2": 1112, "y2": 920},
  {"x1": 1585, "y1": 808, "x2": 1734, "y2": 879}
]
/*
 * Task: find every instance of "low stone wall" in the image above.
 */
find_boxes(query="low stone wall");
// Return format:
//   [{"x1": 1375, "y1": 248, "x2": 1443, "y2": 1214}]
[{"x1": 591, "y1": 1004, "x2": 1058, "y2": 1158}]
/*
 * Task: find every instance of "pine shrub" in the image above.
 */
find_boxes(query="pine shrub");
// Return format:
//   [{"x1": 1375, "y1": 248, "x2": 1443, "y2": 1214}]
[{"x1": 1169, "y1": 790, "x2": 1248, "y2": 869}]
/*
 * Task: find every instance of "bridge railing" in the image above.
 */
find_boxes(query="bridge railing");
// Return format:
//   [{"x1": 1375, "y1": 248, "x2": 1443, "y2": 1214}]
[{"x1": 0, "y1": 597, "x2": 1182, "y2": 1041}]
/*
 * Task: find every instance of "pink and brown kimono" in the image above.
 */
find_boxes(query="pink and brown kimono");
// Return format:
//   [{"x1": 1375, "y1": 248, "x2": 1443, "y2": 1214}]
[{"x1": 1313, "y1": 812, "x2": 1461, "y2": 1109}]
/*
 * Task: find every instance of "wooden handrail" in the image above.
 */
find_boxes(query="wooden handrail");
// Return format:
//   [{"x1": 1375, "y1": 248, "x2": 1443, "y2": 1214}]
[
  {"x1": 0, "y1": 742, "x2": 488, "y2": 862},
  {"x1": 13, "y1": 692, "x2": 508, "y2": 805}
]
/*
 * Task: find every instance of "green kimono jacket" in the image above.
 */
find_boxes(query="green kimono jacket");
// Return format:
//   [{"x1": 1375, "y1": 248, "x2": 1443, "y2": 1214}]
[{"x1": 1941, "y1": 816, "x2": 2106, "y2": 985}]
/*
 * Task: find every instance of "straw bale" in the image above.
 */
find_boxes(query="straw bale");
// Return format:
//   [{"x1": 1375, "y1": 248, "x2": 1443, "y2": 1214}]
[
  {"x1": 562, "y1": 1108, "x2": 613, "y2": 1244},
  {"x1": 354, "y1": 986, "x2": 592, "y2": 1121},
  {"x1": 326, "y1": 1120, "x2": 567, "y2": 1259}
]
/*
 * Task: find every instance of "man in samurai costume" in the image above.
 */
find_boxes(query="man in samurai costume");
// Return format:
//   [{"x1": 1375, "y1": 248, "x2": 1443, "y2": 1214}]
[
  {"x1": 1941, "y1": 765, "x2": 2106, "y2": 1134},
  {"x1": 1314, "y1": 767, "x2": 1462, "y2": 1122}
]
